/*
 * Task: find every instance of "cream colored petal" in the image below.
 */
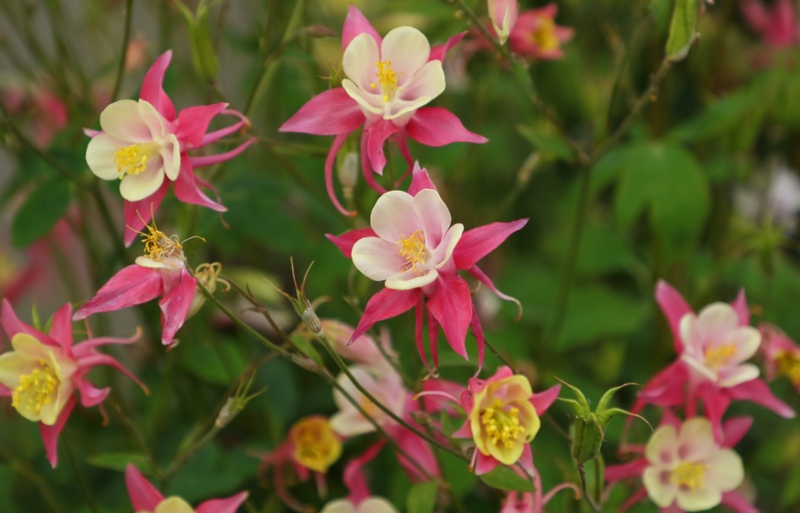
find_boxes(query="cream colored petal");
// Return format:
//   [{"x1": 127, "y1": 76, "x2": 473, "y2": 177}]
[
  {"x1": 675, "y1": 486, "x2": 722, "y2": 512},
  {"x1": 396, "y1": 60, "x2": 445, "y2": 104},
  {"x1": 642, "y1": 467, "x2": 677, "y2": 508},
  {"x1": 717, "y1": 363, "x2": 760, "y2": 388},
  {"x1": 645, "y1": 424, "x2": 678, "y2": 466},
  {"x1": 329, "y1": 409, "x2": 375, "y2": 436},
  {"x1": 385, "y1": 268, "x2": 438, "y2": 290},
  {"x1": 162, "y1": 134, "x2": 181, "y2": 181},
  {"x1": 433, "y1": 224, "x2": 464, "y2": 269},
  {"x1": 138, "y1": 100, "x2": 170, "y2": 139},
  {"x1": 412, "y1": 188, "x2": 451, "y2": 247},
  {"x1": 153, "y1": 496, "x2": 196, "y2": 513},
  {"x1": 696, "y1": 303, "x2": 739, "y2": 340},
  {"x1": 38, "y1": 380, "x2": 74, "y2": 426},
  {"x1": 706, "y1": 449, "x2": 744, "y2": 492},
  {"x1": 120, "y1": 166, "x2": 165, "y2": 202},
  {"x1": 343, "y1": 33, "x2": 381, "y2": 91},
  {"x1": 320, "y1": 499, "x2": 357, "y2": 513},
  {"x1": 86, "y1": 134, "x2": 127, "y2": 180},
  {"x1": 352, "y1": 237, "x2": 407, "y2": 282},
  {"x1": 100, "y1": 99, "x2": 152, "y2": 142},
  {"x1": 727, "y1": 326, "x2": 761, "y2": 362},
  {"x1": 370, "y1": 191, "x2": 423, "y2": 242},
  {"x1": 342, "y1": 79, "x2": 384, "y2": 116},
  {"x1": 10, "y1": 334, "x2": 49, "y2": 359},
  {"x1": 357, "y1": 498, "x2": 399, "y2": 513},
  {"x1": 677, "y1": 418, "x2": 716, "y2": 462},
  {"x1": 381, "y1": 27, "x2": 430, "y2": 84},
  {"x1": 679, "y1": 313, "x2": 704, "y2": 355},
  {"x1": 0, "y1": 352, "x2": 33, "y2": 388},
  {"x1": 487, "y1": 437, "x2": 525, "y2": 466}
]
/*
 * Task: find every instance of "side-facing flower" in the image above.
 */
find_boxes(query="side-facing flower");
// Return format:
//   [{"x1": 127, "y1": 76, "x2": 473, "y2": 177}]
[
  {"x1": 328, "y1": 164, "x2": 527, "y2": 369},
  {"x1": 760, "y1": 323, "x2": 800, "y2": 391},
  {"x1": 126, "y1": 464, "x2": 248, "y2": 513},
  {"x1": 0, "y1": 300, "x2": 145, "y2": 467},
  {"x1": 606, "y1": 414, "x2": 756, "y2": 513},
  {"x1": 85, "y1": 50, "x2": 254, "y2": 245},
  {"x1": 489, "y1": 0, "x2": 519, "y2": 45},
  {"x1": 508, "y1": 4, "x2": 574, "y2": 60},
  {"x1": 72, "y1": 223, "x2": 199, "y2": 347},
  {"x1": 280, "y1": 6, "x2": 486, "y2": 215}
]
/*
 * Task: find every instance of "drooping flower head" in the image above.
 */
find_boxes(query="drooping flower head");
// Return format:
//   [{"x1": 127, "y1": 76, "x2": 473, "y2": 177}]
[
  {"x1": 125, "y1": 464, "x2": 248, "y2": 513},
  {"x1": 85, "y1": 50, "x2": 254, "y2": 245},
  {"x1": 280, "y1": 7, "x2": 486, "y2": 216},
  {"x1": 0, "y1": 300, "x2": 145, "y2": 467},
  {"x1": 489, "y1": 0, "x2": 519, "y2": 45}
]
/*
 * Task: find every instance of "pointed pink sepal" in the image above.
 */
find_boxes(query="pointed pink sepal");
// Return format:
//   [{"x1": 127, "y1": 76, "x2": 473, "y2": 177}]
[
  {"x1": 196, "y1": 492, "x2": 249, "y2": 513},
  {"x1": 41, "y1": 395, "x2": 76, "y2": 468},
  {"x1": 72, "y1": 265, "x2": 163, "y2": 320},
  {"x1": 140, "y1": 51, "x2": 177, "y2": 121},
  {"x1": 351, "y1": 288, "x2": 421, "y2": 342},
  {"x1": 426, "y1": 274, "x2": 472, "y2": 359},
  {"x1": 173, "y1": 158, "x2": 227, "y2": 212},
  {"x1": 406, "y1": 107, "x2": 488, "y2": 147},
  {"x1": 159, "y1": 269, "x2": 198, "y2": 346},
  {"x1": 176, "y1": 102, "x2": 228, "y2": 147},
  {"x1": 342, "y1": 5, "x2": 382, "y2": 51},
  {"x1": 654, "y1": 280, "x2": 693, "y2": 353},
  {"x1": 326, "y1": 229, "x2": 377, "y2": 258},
  {"x1": 279, "y1": 88, "x2": 365, "y2": 136},
  {"x1": 454, "y1": 219, "x2": 528, "y2": 270},
  {"x1": 126, "y1": 464, "x2": 165, "y2": 512}
]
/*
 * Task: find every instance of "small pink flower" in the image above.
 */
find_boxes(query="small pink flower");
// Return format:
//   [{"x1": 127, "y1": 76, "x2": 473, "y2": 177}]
[
  {"x1": 280, "y1": 6, "x2": 486, "y2": 216},
  {"x1": 72, "y1": 225, "x2": 198, "y2": 347},
  {"x1": 85, "y1": 50, "x2": 254, "y2": 246},
  {"x1": 760, "y1": 323, "x2": 800, "y2": 391},
  {"x1": 0, "y1": 300, "x2": 144, "y2": 467},
  {"x1": 125, "y1": 464, "x2": 248, "y2": 513},
  {"x1": 508, "y1": 4, "x2": 574, "y2": 60},
  {"x1": 489, "y1": 0, "x2": 519, "y2": 45},
  {"x1": 740, "y1": 0, "x2": 799, "y2": 48},
  {"x1": 330, "y1": 364, "x2": 406, "y2": 437},
  {"x1": 328, "y1": 164, "x2": 526, "y2": 369}
]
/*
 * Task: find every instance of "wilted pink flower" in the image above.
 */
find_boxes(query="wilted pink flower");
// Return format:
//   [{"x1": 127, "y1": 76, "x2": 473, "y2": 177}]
[
  {"x1": 126, "y1": 464, "x2": 248, "y2": 513},
  {"x1": 280, "y1": 6, "x2": 486, "y2": 216},
  {"x1": 633, "y1": 281, "x2": 794, "y2": 437},
  {"x1": 328, "y1": 164, "x2": 526, "y2": 369},
  {"x1": 509, "y1": 4, "x2": 574, "y2": 60},
  {"x1": 760, "y1": 323, "x2": 800, "y2": 391},
  {"x1": 72, "y1": 224, "x2": 199, "y2": 347},
  {"x1": 0, "y1": 300, "x2": 144, "y2": 467},
  {"x1": 489, "y1": 0, "x2": 519, "y2": 45},
  {"x1": 741, "y1": 0, "x2": 799, "y2": 48},
  {"x1": 607, "y1": 413, "x2": 756, "y2": 513},
  {"x1": 85, "y1": 50, "x2": 254, "y2": 246}
]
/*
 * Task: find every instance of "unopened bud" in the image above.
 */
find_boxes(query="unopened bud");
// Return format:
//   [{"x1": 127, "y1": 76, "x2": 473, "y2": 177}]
[
  {"x1": 215, "y1": 397, "x2": 239, "y2": 428},
  {"x1": 338, "y1": 152, "x2": 359, "y2": 198},
  {"x1": 302, "y1": 305, "x2": 323, "y2": 337}
]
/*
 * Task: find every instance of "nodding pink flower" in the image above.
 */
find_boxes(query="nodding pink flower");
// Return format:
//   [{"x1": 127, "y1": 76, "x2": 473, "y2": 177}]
[
  {"x1": 489, "y1": 0, "x2": 519, "y2": 45},
  {"x1": 327, "y1": 164, "x2": 526, "y2": 370},
  {"x1": 0, "y1": 300, "x2": 145, "y2": 467},
  {"x1": 85, "y1": 50, "x2": 254, "y2": 246},
  {"x1": 740, "y1": 0, "x2": 799, "y2": 48},
  {"x1": 606, "y1": 413, "x2": 756, "y2": 513},
  {"x1": 280, "y1": 6, "x2": 486, "y2": 216},
  {"x1": 125, "y1": 464, "x2": 248, "y2": 513},
  {"x1": 72, "y1": 224, "x2": 198, "y2": 348},
  {"x1": 508, "y1": 4, "x2": 574, "y2": 60},
  {"x1": 760, "y1": 323, "x2": 800, "y2": 391},
  {"x1": 632, "y1": 281, "x2": 794, "y2": 438}
]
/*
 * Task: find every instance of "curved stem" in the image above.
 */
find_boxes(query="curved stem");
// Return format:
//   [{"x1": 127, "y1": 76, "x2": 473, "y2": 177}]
[
  {"x1": 577, "y1": 462, "x2": 602, "y2": 513},
  {"x1": 111, "y1": 0, "x2": 134, "y2": 102}
]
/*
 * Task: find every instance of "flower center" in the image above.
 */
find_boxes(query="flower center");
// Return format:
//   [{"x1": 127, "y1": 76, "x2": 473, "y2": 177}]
[
  {"x1": 776, "y1": 350, "x2": 800, "y2": 385},
  {"x1": 704, "y1": 343, "x2": 737, "y2": 370},
  {"x1": 141, "y1": 224, "x2": 183, "y2": 262},
  {"x1": 114, "y1": 142, "x2": 159, "y2": 179},
  {"x1": 11, "y1": 360, "x2": 59, "y2": 416},
  {"x1": 532, "y1": 18, "x2": 559, "y2": 51},
  {"x1": 291, "y1": 420, "x2": 340, "y2": 472},
  {"x1": 397, "y1": 230, "x2": 429, "y2": 274},
  {"x1": 371, "y1": 60, "x2": 399, "y2": 103},
  {"x1": 481, "y1": 399, "x2": 526, "y2": 449},
  {"x1": 671, "y1": 461, "x2": 707, "y2": 493}
]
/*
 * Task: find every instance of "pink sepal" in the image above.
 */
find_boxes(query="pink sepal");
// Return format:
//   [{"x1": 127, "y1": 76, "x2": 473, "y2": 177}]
[
  {"x1": 427, "y1": 313, "x2": 440, "y2": 368},
  {"x1": 40, "y1": 394, "x2": 75, "y2": 468},
  {"x1": 83, "y1": 128, "x2": 101, "y2": 138},
  {"x1": 189, "y1": 137, "x2": 255, "y2": 168},
  {"x1": 730, "y1": 289, "x2": 750, "y2": 326},
  {"x1": 351, "y1": 288, "x2": 421, "y2": 342},
  {"x1": 342, "y1": 5, "x2": 382, "y2": 51},
  {"x1": 173, "y1": 158, "x2": 227, "y2": 212},
  {"x1": 74, "y1": 378, "x2": 110, "y2": 408},
  {"x1": 366, "y1": 120, "x2": 402, "y2": 174},
  {"x1": 619, "y1": 487, "x2": 648, "y2": 513},
  {"x1": 604, "y1": 458, "x2": 647, "y2": 482},
  {"x1": 530, "y1": 384, "x2": 561, "y2": 415},
  {"x1": 200, "y1": 109, "x2": 250, "y2": 146},
  {"x1": 721, "y1": 416, "x2": 753, "y2": 448},
  {"x1": 326, "y1": 229, "x2": 378, "y2": 258},
  {"x1": 1, "y1": 298, "x2": 55, "y2": 347},
  {"x1": 429, "y1": 32, "x2": 467, "y2": 62},
  {"x1": 634, "y1": 361, "x2": 688, "y2": 411},
  {"x1": 655, "y1": 280, "x2": 693, "y2": 353},
  {"x1": 324, "y1": 133, "x2": 355, "y2": 216},
  {"x1": 344, "y1": 441, "x2": 385, "y2": 504},
  {"x1": 415, "y1": 298, "x2": 430, "y2": 370},
  {"x1": 140, "y1": 51, "x2": 176, "y2": 121},
  {"x1": 394, "y1": 425, "x2": 440, "y2": 481},
  {"x1": 721, "y1": 491, "x2": 758, "y2": 513},
  {"x1": 77, "y1": 353, "x2": 148, "y2": 396},
  {"x1": 474, "y1": 451, "x2": 500, "y2": 475},
  {"x1": 454, "y1": 219, "x2": 528, "y2": 270},
  {"x1": 72, "y1": 265, "x2": 163, "y2": 320},
  {"x1": 125, "y1": 464, "x2": 165, "y2": 512},
  {"x1": 405, "y1": 107, "x2": 488, "y2": 147},
  {"x1": 728, "y1": 378, "x2": 795, "y2": 418},
  {"x1": 159, "y1": 268, "x2": 198, "y2": 346},
  {"x1": 468, "y1": 265, "x2": 522, "y2": 319},
  {"x1": 123, "y1": 181, "x2": 170, "y2": 246},
  {"x1": 426, "y1": 274, "x2": 472, "y2": 359},
  {"x1": 407, "y1": 162, "x2": 437, "y2": 196},
  {"x1": 279, "y1": 88, "x2": 364, "y2": 136},
  {"x1": 48, "y1": 303, "x2": 74, "y2": 353},
  {"x1": 177, "y1": 102, "x2": 228, "y2": 147},
  {"x1": 196, "y1": 492, "x2": 249, "y2": 513},
  {"x1": 468, "y1": 304, "x2": 485, "y2": 369}
]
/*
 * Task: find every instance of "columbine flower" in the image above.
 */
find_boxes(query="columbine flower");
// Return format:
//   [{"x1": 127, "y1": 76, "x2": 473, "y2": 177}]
[
  {"x1": 633, "y1": 281, "x2": 794, "y2": 433},
  {"x1": 489, "y1": 0, "x2": 519, "y2": 45},
  {"x1": 0, "y1": 300, "x2": 144, "y2": 467},
  {"x1": 606, "y1": 414, "x2": 755, "y2": 513},
  {"x1": 320, "y1": 497, "x2": 398, "y2": 513},
  {"x1": 85, "y1": 50, "x2": 254, "y2": 245},
  {"x1": 280, "y1": 6, "x2": 486, "y2": 216},
  {"x1": 328, "y1": 164, "x2": 526, "y2": 369},
  {"x1": 508, "y1": 4, "x2": 574, "y2": 60},
  {"x1": 741, "y1": 0, "x2": 799, "y2": 48},
  {"x1": 126, "y1": 464, "x2": 247, "y2": 513},
  {"x1": 500, "y1": 465, "x2": 579, "y2": 513},
  {"x1": 330, "y1": 365, "x2": 406, "y2": 437},
  {"x1": 760, "y1": 323, "x2": 800, "y2": 391},
  {"x1": 72, "y1": 223, "x2": 200, "y2": 347}
]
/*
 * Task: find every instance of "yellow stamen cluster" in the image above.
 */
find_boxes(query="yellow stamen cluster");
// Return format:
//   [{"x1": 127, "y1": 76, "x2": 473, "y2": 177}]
[
  {"x1": 481, "y1": 399, "x2": 526, "y2": 449},
  {"x1": 114, "y1": 143, "x2": 157, "y2": 179},
  {"x1": 704, "y1": 343, "x2": 737, "y2": 370},
  {"x1": 371, "y1": 60, "x2": 399, "y2": 103},
  {"x1": 141, "y1": 224, "x2": 183, "y2": 262},
  {"x1": 11, "y1": 360, "x2": 58, "y2": 416},
  {"x1": 776, "y1": 350, "x2": 800, "y2": 385},
  {"x1": 397, "y1": 230, "x2": 428, "y2": 274},
  {"x1": 290, "y1": 417, "x2": 342, "y2": 473},
  {"x1": 672, "y1": 461, "x2": 708, "y2": 493},
  {"x1": 532, "y1": 18, "x2": 559, "y2": 51}
]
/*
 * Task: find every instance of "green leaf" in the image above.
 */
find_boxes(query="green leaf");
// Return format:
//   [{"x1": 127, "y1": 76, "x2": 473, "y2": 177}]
[
  {"x1": 11, "y1": 177, "x2": 73, "y2": 247},
  {"x1": 558, "y1": 286, "x2": 649, "y2": 349},
  {"x1": 406, "y1": 480, "x2": 438, "y2": 513},
  {"x1": 665, "y1": 0, "x2": 698, "y2": 61},
  {"x1": 87, "y1": 452, "x2": 149, "y2": 472},
  {"x1": 290, "y1": 334, "x2": 325, "y2": 368},
  {"x1": 517, "y1": 125, "x2": 575, "y2": 162},
  {"x1": 479, "y1": 465, "x2": 536, "y2": 492}
]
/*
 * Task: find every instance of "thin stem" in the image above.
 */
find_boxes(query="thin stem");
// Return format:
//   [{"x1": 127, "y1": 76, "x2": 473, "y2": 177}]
[
  {"x1": 484, "y1": 336, "x2": 515, "y2": 369},
  {"x1": 577, "y1": 462, "x2": 602, "y2": 513},
  {"x1": 90, "y1": 183, "x2": 128, "y2": 264},
  {"x1": 111, "y1": 0, "x2": 134, "y2": 102},
  {"x1": 63, "y1": 435, "x2": 101, "y2": 513},
  {"x1": 109, "y1": 398, "x2": 162, "y2": 478}
]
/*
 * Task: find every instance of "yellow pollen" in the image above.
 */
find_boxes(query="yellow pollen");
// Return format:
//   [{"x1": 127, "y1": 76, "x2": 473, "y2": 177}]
[
  {"x1": 114, "y1": 143, "x2": 158, "y2": 179},
  {"x1": 480, "y1": 399, "x2": 526, "y2": 449},
  {"x1": 141, "y1": 223, "x2": 183, "y2": 262},
  {"x1": 704, "y1": 343, "x2": 737, "y2": 370},
  {"x1": 374, "y1": 60, "x2": 399, "y2": 103},
  {"x1": 290, "y1": 418, "x2": 341, "y2": 473},
  {"x1": 776, "y1": 350, "x2": 800, "y2": 385},
  {"x1": 532, "y1": 18, "x2": 559, "y2": 51},
  {"x1": 397, "y1": 230, "x2": 428, "y2": 274},
  {"x1": 671, "y1": 462, "x2": 707, "y2": 493},
  {"x1": 11, "y1": 361, "x2": 59, "y2": 416}
]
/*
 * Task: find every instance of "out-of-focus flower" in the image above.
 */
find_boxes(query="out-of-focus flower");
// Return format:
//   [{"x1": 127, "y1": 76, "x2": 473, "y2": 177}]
[
  {"x1": 85, "y1": 50, "x2": 254, "y2": 246},
  {"x1": 295, "y1": 320, "x2": 395, "y2": 370},
  {"x1": 489, "y1": 0, "x2": 519, "y2": 45},
  {"x1": 330, "y1": 364, "x2": 406, "y2": 436},
  {"x1": 125, "y1": 36, "x2": 148, "y2": 72},
  {"x1": 500, "y1": 465, "x2": 579, "y2": 513},
  {"x1": 0, "y1": 300, "x2": 144, "y2": 467},
  {"x1": 1, "y1": 87, "x2": 69, "y2": 147},
  {"x1": 72, "y1": 223, "x2": 199, "y2": 348},
  {"x1": 741, "y1": 0, "x2": 799, "y2": 48},
  {"x1": 735, "y1": 164, "x2": 800, "y2": 232},
  {"x1": 509, "y1": 4, "x2": 574, "y2": 60},
  {"x1": 280, "y1": 6, "x2": 486, "y2": 215},
  {"x1": 328, "y1": 164, "x2": 526, "y2": 369},
  {"x1": 760, "y1": 323, "x2": 800, "y2": 391},
  {"x1": 633, "y1": 281, "x2": 794, "y2": 437},
  {"x1": 607, "y1": 414, "x2": 755, "y2": 513},
  {"x1": 125, "y1": 464, "x2": 248, "y2": 513},
  {"x1": 320, "y1": 497, "x2": 398, "y2": 513}
]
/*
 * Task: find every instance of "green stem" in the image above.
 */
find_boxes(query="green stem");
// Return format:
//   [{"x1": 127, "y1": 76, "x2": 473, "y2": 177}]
[
  {"x1": 63, "y1": 435, "x2": 101, "y2": 513},
  {"x1": 90, "y1": 183, "x2": 128, "y2": 264},
  {"x1": 111, "y1": 0, "x2": 134, "y2": 102},
  {"x1": 577, "y1": 462, "x2": 602, "y2": 513}
]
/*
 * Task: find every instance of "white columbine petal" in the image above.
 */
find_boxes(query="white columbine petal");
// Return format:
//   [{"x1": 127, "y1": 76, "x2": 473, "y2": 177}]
[
  {"x1": 86, "y1": 134, "x2": 127, "y2": 180},
  {"x1": 100, "y1": 99, "x2": 152, "y2": 142},
  {"x1": 385, "y1": 267, "x2": 438, "y2": 290},
  {"x1": 119, "y1": 164, "x2": 165, "y2": 201},
  {"x1": 413, "y1": 188, "x2": 452, "y2": 246},
  {"x1": 380, "y1": 27, "x2": 430, "y2": 84},
  {"x1": 696, "y1": 303, "x2": 739, "y2": 340},
  {"x1": 161, "y1": 134, "x2": 181, "y2": 181},
  {"x1": 343, "y1": 33, "x2": 381, "y2": 92},
  {"x1": 642, "y1": 467, "x2": 676, "y2": 508},
  {"x1": 154, "y1": 497, "x2": 196, "y2": 513},
  {"x1": 676, "y1": 486, "x2": 721, "y2": 512},
  {"x1": 370, "y1": 191, "x2": 422, "y2": 242},
  {"x1": 352, "y1": 237, "x2": 408, "y2": 281},
  {"x1": 396, "y1": 60, "x2": 446, "y2": 104}
]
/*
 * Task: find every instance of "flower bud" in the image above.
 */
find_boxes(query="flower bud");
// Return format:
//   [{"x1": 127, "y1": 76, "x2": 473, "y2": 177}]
[
  {"x1": 338, "y1": 151, "x2": 359, "y2": 199},
  {"x1": 489, "y1": 0, "x2": 519, "y2": 45}
]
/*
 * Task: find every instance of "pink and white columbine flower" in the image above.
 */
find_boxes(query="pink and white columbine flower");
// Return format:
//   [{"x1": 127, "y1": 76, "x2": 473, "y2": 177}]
[
  {"x1": 330, "y1": 364, "x2": 407, "y2": 437},
  {"x1": 280, "y1": 6, "x2": 486, "y2": 216},
  {"x1": 508, "y1": 4, "x2": 574, "y2": 60},
  {"x1": 72, "y1": 224, "x2": 199, "y2": 347},
  {"x1": 633, "y1": 281, "x2": 794, "y2": 437},
  {"x1": 328, "y1": 164, "x2": 526, "y2": 369},
  {"x1": 606, "y1": 414, "x2": 756, "y2": 513},
  {"x1": 0, "y1": 300, "x2": 144, "y2": 467},
  {"x1": 489, "y1": 0, "x2": 519, "y2": 45},
  {"x1": 126, "y1": 464, "x2": 248, "y2": 513},
  {"x1": 760, "y1": 323, "x2": 800, "y2": 391},
  {"x1": 85, "y1": 50, "x2": 254, "y2": 246}
]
